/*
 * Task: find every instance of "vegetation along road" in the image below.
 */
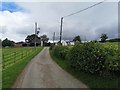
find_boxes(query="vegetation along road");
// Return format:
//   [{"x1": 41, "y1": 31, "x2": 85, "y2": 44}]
[{"x1": 13, "y1": 47, "x2": 88, "y2": 88}]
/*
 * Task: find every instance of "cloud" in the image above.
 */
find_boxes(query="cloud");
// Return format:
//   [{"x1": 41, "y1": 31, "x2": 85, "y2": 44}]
[
  {"x1": 0, "y1": 10, "x2": 32, "y2": 41},
  {"x1": 0, "y1": 2, "x2": 118, "y2": 42},
  {"x1": 0, "y1": 2, "x2": 24, "y2": 12}
]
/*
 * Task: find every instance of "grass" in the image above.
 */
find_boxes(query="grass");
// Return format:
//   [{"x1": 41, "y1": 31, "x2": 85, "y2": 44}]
[
  {"x1": 2, "y1": 47, "x2": 43, "y2": 88},
  {"x1": 49, "y1": 43, "x2": 119, "y2": 89},
  {"x1": 2, "y1": 47, "x2": 40, "y2": 69},
  {"x1": 0, "y1": 48, "x2": 2, "y2": 90},
  {"x1": 100, "y1": 42, "x2": 119, "y2": 50}
]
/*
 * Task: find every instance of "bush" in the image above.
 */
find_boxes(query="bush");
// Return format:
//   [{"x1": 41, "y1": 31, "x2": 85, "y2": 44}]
[
  {"x1": 68, "y1": 43, "x2": 107, "y2": 74},
  {"x1": 51, "y1": 43, "x2": 119, "y2": 78},
  {"x1": 103, "y1": 46, "x2": 120, "y2": 77},
  {"x1": 52, "y1": 45, "x2": 69, "y2": 60},
  {"x1": 50, "y1": 43, "x2": 54, "y2": 50}
]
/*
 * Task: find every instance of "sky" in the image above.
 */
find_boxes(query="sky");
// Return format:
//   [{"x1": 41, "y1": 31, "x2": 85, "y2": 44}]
[{"x1": 0, "y1": 0, "x2": 119, "y2": 42}]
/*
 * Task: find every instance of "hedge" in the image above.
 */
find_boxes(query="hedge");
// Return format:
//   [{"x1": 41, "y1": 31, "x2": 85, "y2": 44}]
[
  {"x1": 51, "y1": 42, "x2": 120, "y2": 78},
  {"x1": 52, "y1": 45, "x2": 69, "y2": 60}
]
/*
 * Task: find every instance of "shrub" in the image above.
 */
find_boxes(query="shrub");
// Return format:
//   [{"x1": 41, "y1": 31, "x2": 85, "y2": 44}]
[
  {"x1": 104, "y1": 46, "x2": 120, "y2": 77},
  {"x1": 52, "y1": 45, "x2": 69, "y2": 60},
  {"x1": 68, "y1": 43, "x2": 107, "y2": 74},
  {"x1": 51, "y1": 42, "x2": 119, "y2": 78},
  {"x1": 50, "y1": 43, "x2": 54, "y2": 50}
]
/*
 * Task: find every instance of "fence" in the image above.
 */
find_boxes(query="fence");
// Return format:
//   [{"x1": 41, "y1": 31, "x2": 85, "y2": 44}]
[{"x1": 2, "y1": 47, "x2": 40, "y2": 70}]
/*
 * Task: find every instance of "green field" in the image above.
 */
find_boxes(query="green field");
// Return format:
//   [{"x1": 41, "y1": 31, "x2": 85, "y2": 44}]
[
  {"x1": 50, "y1": 42, "x2": 119, "y2": 89},
  {"x1": 2, "y1": 47, "x2": 42, "y2": 69},
  {"x1": 101, "y1": 42, "x2": 119, "y2": 50},
  {"x1": 2, "y1": 47, "x2": 44, "y2": 88}
]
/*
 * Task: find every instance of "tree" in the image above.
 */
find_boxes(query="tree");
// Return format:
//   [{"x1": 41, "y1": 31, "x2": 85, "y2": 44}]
[
  {"x1": 73, "y1": 35, "x2": 81, "y2": 43},
  {"x1": 2, "y1": 38, "x2": 15, "y2": 47},
  {"x1": 25, "y1": 34, "x2": 49, "y2": 46},
  {"x1": 40, "y1": 35, "x2": 49, "y2": 46},
  {"x1": 100, "y1": 34, "x2": 108, "y2": 42},
  {"x1": 25, "y1": 34, "x2": 39, "y2": 43}
]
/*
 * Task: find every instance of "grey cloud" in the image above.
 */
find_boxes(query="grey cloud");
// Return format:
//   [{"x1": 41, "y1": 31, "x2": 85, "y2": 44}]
[
  {"x1": 95, "y1": 23, "x2": 118, "y2": 39},
  {"x1": 0, "y1": 26, "x2": 7, "y2": 34},
  {"x1": 1, "y1": 2, "x2": 118, "y2": 42},
  {"x1": 16, "y1": 26, "x2": 34, "y2": 35}
]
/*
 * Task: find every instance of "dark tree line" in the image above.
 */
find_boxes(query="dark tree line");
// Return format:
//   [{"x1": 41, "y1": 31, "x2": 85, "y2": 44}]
[
  {"x1": 1, "y1": 34, "x2": 49, "y2": 47},
  {"x1": 1, "y1": 33, "x2": 119, "y2": 47},
  {"x1": 2, "y1": 38, "x2": 15, "y2": 47},
  {"x1": 72, "y1": 34, "x2": 109, "y2": 43}
]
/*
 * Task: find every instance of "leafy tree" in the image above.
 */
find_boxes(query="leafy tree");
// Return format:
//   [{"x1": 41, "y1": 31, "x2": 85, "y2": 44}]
[
  {"x1": 73, "y1": 35, "x2": 81, "y2": 42},
  {"x1": 40, "y1": 34, "x2": 49, "y2": 46},
  {"x1": 25, "y1": 34, "x2": 40, "y2": 43},
  {"x1": 2, "y1": 38, "x2": 15, "y2": 47},
  {"x1": 100, "y1": 34, "x2": 108, "y2": 42}
]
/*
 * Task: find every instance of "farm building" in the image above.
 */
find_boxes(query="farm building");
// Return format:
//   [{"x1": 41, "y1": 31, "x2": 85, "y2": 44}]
[
  {"x1": 61, "y1": 40, "x2": 75, "y2": 46},
  {"x1": 66, "y1": 41, "x2": 75, "y2": 46},
  {"x1": 14, "y1": 42, "x2": 24, "y2": 47},
  {"x1": 62, "y1": 40, "x2": 67, "y2": 46}
]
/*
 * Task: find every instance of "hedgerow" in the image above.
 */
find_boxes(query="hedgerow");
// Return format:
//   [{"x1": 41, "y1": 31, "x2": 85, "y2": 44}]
[
  {"x1": 52, "y1": 45, "x2": 69, "y2": 60},
  {"x1": 51, "y1": 42, "x2": 120, "y2": 78},
  {"x1": 103, "y1": 45, "x2": 120, "y2": 77},
  {"x1": 68, "y1": 43, "x2": 107, "y2": 74}
]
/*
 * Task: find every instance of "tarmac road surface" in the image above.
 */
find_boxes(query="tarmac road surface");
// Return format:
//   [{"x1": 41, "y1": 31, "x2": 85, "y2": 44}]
[{"x1": 13, "y1": 47, "x2": 88, "y2": 88}]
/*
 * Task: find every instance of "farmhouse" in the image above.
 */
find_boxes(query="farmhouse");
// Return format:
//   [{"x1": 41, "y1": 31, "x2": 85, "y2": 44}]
[
  {"x1": 30, "y1": 37, "x2": 41, "y2": 44},
  {"x1": 61, "y1": 40, "x2": 75, "y2": 46},
  {"x1": 62, "y1": 40, "x2": 67, "y2": 46},
  {"x1": 66, "y1": 41, "x2": 75, "y2": 46}
]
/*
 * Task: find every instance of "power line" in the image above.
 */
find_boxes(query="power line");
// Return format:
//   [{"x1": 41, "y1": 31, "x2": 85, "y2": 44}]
[
  {"x1": 63, "y1": 0, "x2": 106, "y2": 18},
  {"x1": 59, "y1": 0, "x2": 106, "y2": 44}
]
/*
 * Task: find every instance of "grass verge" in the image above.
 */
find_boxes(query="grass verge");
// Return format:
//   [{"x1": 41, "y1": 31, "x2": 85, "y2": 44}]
[
  {"x1": 49, "y1": 49, "x2": 119, "y2": 89},
  {"x1": 2, "y1": 47, "x2": 43, "y2": 88}
]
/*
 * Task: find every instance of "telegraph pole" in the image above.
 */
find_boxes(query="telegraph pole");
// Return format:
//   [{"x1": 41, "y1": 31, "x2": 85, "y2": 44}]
[
  {"x1": 34, "y1": 22, "x2": 40, "y2": 48},
  {"x1": 35, "y1": 22, "x2": 37, "y2": 47},
  {"x1": 53, "y1": 32, "x2": 55, "y2": 44},
  {"x1": 59, "y1": 0, "x2": 106, "y2": 45},
  {"x1": 59, "y1": 17, "x2": 63, "y2": 45}
]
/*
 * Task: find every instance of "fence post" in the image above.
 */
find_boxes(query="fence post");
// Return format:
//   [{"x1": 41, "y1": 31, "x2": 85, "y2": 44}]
[
  {"x1": 26, "y1": 50, "x2": 27, "y2": 56},
  {"x1": 34, "y1": 48, "x2": 37, "y2": 53},
  {"x1": 28, "y1": 50, "x2": 30, "y2": 55},
  {"x1": 2, "y1": 54, "x2": 5, "y2": 69},
  {"x1": 14, "y1": 52, "x2": 16, "y2": 63},
  {"x1": 21, "y1": 51, "x2": 23, "y2": 59}
]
